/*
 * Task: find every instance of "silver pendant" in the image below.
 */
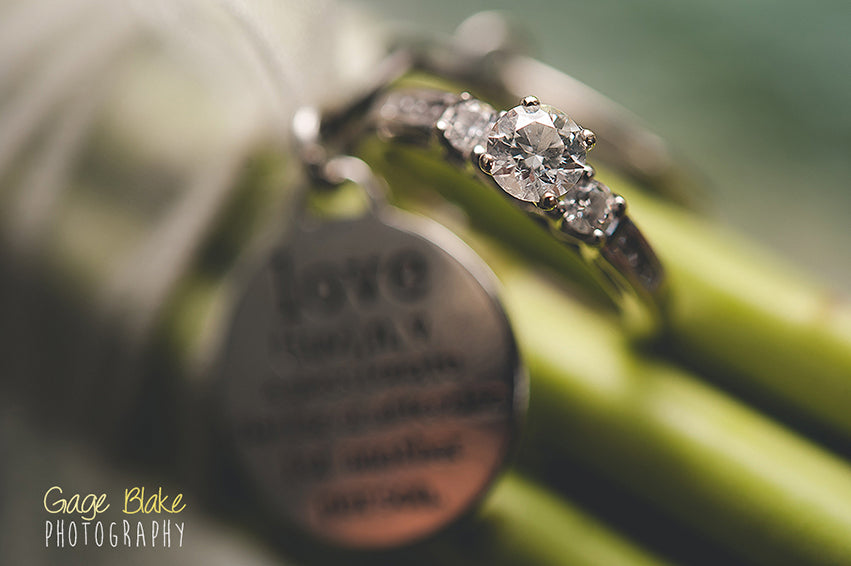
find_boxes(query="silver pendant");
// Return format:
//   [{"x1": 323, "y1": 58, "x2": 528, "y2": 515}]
[{"x1": 215, "y1": 201, "x2": 525, "y2": 548}]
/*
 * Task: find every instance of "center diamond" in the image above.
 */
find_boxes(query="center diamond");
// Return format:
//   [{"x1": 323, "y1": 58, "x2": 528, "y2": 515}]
[{"x1": 485, "y1": 102, "x2": 586, "y2": 202}]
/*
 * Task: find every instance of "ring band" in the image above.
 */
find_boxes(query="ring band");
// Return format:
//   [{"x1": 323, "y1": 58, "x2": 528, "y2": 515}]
[
  {"x1": 311, "y1": 11, "x2": 702, "y2": 208},
  {"x1": 371, "y1": 87, "x2": 668, "y2": 333}
]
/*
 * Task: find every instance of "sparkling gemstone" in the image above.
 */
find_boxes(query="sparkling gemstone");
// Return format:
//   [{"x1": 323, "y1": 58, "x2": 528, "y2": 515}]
[
  {"x1": 438, "y1": 98, "x2": 497, "y2": 157},
  {"x1": 561, "y1": 179, "x2": 618, "y2": 236},
  {"x1": 377, "y1": 89, "x2": 455, "y2": 139},
  {"x1": 486, "y1": 103, "x2": 586, "y2": 202}
]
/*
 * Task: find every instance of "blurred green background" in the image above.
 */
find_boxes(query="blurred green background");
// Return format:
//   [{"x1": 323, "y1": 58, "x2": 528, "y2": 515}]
[{"x1": 358, "y1": 0, "x2": 851, "y2": 288}]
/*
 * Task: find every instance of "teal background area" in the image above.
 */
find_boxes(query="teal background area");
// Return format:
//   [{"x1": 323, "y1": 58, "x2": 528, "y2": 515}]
[{"x1": 356, "y1": 0, "x2": 851, "y2": 289}]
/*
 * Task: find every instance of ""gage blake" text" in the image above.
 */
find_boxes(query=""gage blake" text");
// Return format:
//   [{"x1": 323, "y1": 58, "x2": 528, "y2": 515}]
[
  {"x1": 43, "y1": 486, "x2": 186, "y2": 521},
  {"x1": 43, "y1": 486, "x2": 186, "y2": 549}
]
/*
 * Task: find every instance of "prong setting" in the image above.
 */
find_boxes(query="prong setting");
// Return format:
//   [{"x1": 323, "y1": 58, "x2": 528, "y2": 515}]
[
  {"x1": 538, "y1": 192, "x2": 559, "y2": 211},
  {"x1": 479, "y1": 152, "x2": 495, "y2": 175},
  {"x1": 612, "y1": 195, "x2": 627, "y2": 218},
  {"x1": 521, "y1": 95, "x2": 540, "y2": 108},
  {"x1": 579, "y1": 129, "x2": 597, "y2": 151},
  {"x1": 589, "y1": 229, "x2": 607, "y2": 247}
]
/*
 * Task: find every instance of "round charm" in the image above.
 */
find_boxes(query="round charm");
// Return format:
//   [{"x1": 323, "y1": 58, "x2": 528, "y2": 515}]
[{"x1": 216, "y1": 210, "x2": 525, "y2": 549}]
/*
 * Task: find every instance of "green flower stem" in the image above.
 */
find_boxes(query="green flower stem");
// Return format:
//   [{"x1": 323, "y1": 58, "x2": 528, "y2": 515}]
[
  {"x1": 500, "y1": 262, "x2": 851, "y2": 566},
  {"x1": 628, "y1": 184, "x2": 851, "y2": 439}
]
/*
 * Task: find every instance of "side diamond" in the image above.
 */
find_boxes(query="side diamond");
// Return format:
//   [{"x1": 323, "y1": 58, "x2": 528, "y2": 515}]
[
  {"x1": 375, "y1": 89, "x2": 455, "y2": 141},
  {"x1": 438, "y1": 98, "x2": 497, "y2": 157},
  {"x1": 560, "y1": 179, "x2": 618, "y2": 236}
]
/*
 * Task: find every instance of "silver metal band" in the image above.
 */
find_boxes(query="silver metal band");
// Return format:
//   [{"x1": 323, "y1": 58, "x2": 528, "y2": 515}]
[
  {"x1": 370, "y1": 87, "x2": 668, "y2": 333},
  {"x1": 295, "y1": 12, "x2": 681, "y2": 333},
  {"x1": 313, "y1": 11, "x2": 702, "y2": 208}
]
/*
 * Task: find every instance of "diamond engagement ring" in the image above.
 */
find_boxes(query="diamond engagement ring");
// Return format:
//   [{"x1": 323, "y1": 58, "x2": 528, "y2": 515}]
[{"x1": 371, "y1": 87, "x2": 668, "y2": 332}]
